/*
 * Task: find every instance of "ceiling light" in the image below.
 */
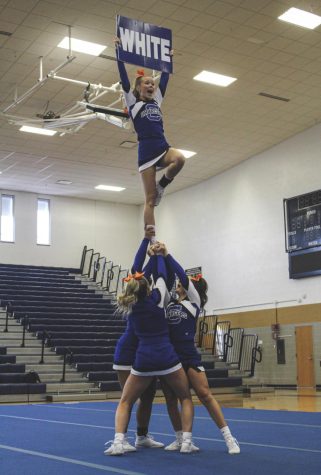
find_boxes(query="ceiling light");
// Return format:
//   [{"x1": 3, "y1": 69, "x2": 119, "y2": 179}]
[
  {"x1": 177, "y1": 149, "x2": 196, "y2": 159},
  {"x1": 19, "y1": 125, "x2": 57, "y2": 136},
  {"x1": 56, "y1": 180, "x2": 72, "y2": 185},
  {"x1": 95, "y1": 185, "x2": 125, "y2": 192},
  {"x1": 278, "y1": 7, "x2": 321, "y2": 29},
  {"x1": 57, "y1": 37, "x2": 107, "y2": 56},
  {"x1": 193, "y1": 70, "x2": 237, "y2": 87}
]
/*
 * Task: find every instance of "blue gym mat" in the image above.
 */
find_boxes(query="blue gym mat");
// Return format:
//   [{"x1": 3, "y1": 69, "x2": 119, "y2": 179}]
[{"x1": 0, "y1": 401, "x2": 320, "y2": 475}]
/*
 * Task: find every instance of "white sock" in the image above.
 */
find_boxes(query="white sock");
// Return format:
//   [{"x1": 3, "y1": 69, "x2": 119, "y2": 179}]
[
  {"x1": 221, "y1": 426, "x2": 232, "y2": 441},
  {"x1": 182, "y1": 431, "x2": 192, "y2": 442},
  {"x1": 114, "y1": 432, "x2": 125, "y2": 442},
  {"x1": 175, "y1": 430, "x2": 183, "y2": 441}
]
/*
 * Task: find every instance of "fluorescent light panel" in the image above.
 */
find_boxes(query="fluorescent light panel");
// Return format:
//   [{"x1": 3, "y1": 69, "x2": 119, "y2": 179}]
[
  {"x1": 95, "y1": 185, "x2": 125, "y2": 192},
  {"x1": 177, "y1": 149, "x2": 196, "y2": 159},
  {"x1": 193, "y1": 70, "x2": 237, "y2": 87},
  {"x1": 58, "y1": 37, "x2": 107, "y2": 56},
  {"x1": 19, "y1": 125, "x2": 57, "y2": 136},
  {"x1": 278, "y1": 7, "x2": 321, "y2": 29}
]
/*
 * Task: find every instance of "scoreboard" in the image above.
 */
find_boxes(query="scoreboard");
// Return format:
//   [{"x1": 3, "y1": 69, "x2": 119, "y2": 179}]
[{"x1": 284, "y1": 189, "x2": 321, "y2": 252}]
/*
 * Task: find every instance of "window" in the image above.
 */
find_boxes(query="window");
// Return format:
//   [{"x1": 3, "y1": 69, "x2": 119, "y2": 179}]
[
  {"x1": 37, "y1": 198, "x2": 50, "y2": 245},
  {"x1": 1, "y1": 194, "x2": 15, "y2": 242}
]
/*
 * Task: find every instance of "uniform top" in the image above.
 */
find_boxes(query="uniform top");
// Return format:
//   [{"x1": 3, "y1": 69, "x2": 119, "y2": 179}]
[
  {"x1": 129, "y1": 255, "x2": 170, "y2": 341},
  {"x1": 165, "y1": 254, "x2": 201, "y2": 343},
  {"x1": 117, "y1": 59, "x2": 169, "y2": 143}
]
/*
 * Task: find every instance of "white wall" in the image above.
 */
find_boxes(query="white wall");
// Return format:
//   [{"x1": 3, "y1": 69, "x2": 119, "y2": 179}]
[
  {"x1": 2, "y1": 122, "x2": 321, "y2": 309},
  {"x1": 156, "y1": 123, "x2": 321, "y2": 313},
  {"x1": 0, "y1": 191, "x2": 140, "y2": 270}
]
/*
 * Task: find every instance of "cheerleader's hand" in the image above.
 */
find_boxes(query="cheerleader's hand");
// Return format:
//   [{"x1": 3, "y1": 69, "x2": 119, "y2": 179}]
[{"x1": 145, "y1": 226, "x2": 155, "y2": 240}]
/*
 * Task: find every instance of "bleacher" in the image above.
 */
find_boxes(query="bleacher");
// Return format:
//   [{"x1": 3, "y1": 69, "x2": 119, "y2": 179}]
[{"x1": 0, "y1": 247, "x2": 260, "y2": 402}]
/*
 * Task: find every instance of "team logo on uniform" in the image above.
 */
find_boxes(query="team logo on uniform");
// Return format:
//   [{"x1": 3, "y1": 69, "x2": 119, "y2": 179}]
[
  {"x1": 141, "y1": 103, "x2": 162, "y2": 121},
  {"x1": 166, "y1": 305, "x2": 188, "y2": 324}
]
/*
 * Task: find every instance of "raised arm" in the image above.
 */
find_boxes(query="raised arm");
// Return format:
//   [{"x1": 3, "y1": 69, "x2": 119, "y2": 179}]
[
  {"x1": 114, "y1": 38, "x2": 131, "y2": 93},
  {"x1": 165, "y1": 254, "x2": 200, "y2": 307},
  {"x1": 116, "y1": 58, "x2": 131, "y2": 93},
  {"x1": 131, "y1": 238, "x2": 149, "y2": 273},
  {"x1": 158, "y1": 72, "x2": 169, "y2": 98},
  {"x1": 151, "y1": 255, "x2": 169, "y2": 308}
]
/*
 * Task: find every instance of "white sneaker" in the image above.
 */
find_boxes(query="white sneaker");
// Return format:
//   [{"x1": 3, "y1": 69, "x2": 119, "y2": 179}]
[
  {"x1": 165, "y1": 439, "x2": 181, "y2": 451},
  {"x1": 180, "y1": 440, "x2": 200, "y2": 454},
  {"x1": 135, "y1": 434, "x2": 164, "y2": 448},
  {"x1": 226, "y1": 437, "x2": 240, "y2": 455},
  {"x1": 123, "y1": 439, "x2": 137, "y2": 452},
  {"x1": 154, "y1": 183, "x2": 164, "y2": 206},
  {"x1": 104, "y1": 437, "x2": 136, "y2": 454},
  {"x1": 104, "y1": 440, "x2": 124, "y2": 456}
]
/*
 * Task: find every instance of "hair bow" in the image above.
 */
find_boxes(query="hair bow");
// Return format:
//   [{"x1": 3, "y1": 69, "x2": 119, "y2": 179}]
[
  {"x1": 190, "y1": 273, "x2": 202, "y2": 282},
  {"x1": 136, "y1": 69, "x2": 145, "y2": 78},
  {"x1": 123, "y1": 271, "x2": 145, "y2": 282}
]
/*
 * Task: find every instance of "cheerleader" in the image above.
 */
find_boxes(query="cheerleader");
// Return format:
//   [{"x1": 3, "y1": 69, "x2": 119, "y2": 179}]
[
  {"x1": 106, "y1": 230, "x2": 163, "y2": 454},
  {"x1": 115, "y1": 38, "x2": 185, "y2": 240},
  {"x1": 106, "y1": 249, "x2": 195, "y2": 456},
  {"x1": 155, "y1": 243, "x2": 240, "y2": 455}
]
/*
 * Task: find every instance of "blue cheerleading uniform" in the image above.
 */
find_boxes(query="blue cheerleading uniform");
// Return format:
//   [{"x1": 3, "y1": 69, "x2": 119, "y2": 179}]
[
  {"x1": 113, "y1": 238, "x2": 151, "y2": 370},
  {"x1": 165, "y1": 254, "x2": 205, "y2": 371},
  {"x1": 130, "y1": 255, "x2": 181, "y2": 376},
  {"x1": 117, "y1": 59, "x2": 170, "y2": 172}
]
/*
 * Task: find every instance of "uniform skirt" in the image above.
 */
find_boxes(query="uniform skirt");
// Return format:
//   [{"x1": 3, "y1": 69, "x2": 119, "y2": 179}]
[
  {"x1": 113, "y1": 330, "x2": 138, "y2": 371},
  {"x1": 131, "y1": 337, "x2": 181, "y2": 376},
  {"x1": 138, "y1": 137, "x2": 170, "y2": 172}
]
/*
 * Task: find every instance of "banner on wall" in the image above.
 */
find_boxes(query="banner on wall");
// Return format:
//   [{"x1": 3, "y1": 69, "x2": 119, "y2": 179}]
[{"x1": 116, "y1": 15, "x2": 173, "y2": 73}]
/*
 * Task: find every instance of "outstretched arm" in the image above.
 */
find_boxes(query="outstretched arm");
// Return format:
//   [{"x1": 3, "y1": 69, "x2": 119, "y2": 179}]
[
  {"x1": 158, "y1": 72, "x2": 169, "y2": 98},
  {"x1": 166, "y1": 253, "x2": 200, "y2": 307},
  {"x1": 131, "y1": 238, "x2": 149, "y2": 273},
  {"x1": 151, "y1": 255, "x2": 169, "y2": 308},
  {"x1": 115, "y1": 39, "x2": 130, "y2": 93}
]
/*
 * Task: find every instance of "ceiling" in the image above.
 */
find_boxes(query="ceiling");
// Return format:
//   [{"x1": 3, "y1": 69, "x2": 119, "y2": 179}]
[{"x1": 1, "y1": 0, "x2": 321, "y2": 204}]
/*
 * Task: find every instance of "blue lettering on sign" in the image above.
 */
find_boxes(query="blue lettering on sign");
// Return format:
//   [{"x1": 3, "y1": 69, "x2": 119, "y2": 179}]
[{"x1": 116, "y1": 15, "x2": 173, "y2": 73}]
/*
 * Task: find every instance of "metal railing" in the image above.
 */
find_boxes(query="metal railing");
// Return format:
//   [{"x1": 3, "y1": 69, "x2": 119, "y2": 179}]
[
  {"x1": 81, "y1": 247, "x2": 94, "y2": 277},
  {"x1": 225, "y1": 327, "x2": 244, "y2": 367},
  {"x1": 80, "y1": 245, "x2": 129, "y2": 296},
  {"x1": 61, "y1": 348, "x2": 73, "y2": 382},
  {"x1": 197, "y1": 315, "x2": 262, "y2": 377},
  {"x1": 39, "y1": 331, "x2": 51, "y2": 364},
  {"x1": 3, "y1": 301, "x2": 13, "y2": 333},
  {"x1": 239, "y1": 334, "x2": 262, "y2": 376}
]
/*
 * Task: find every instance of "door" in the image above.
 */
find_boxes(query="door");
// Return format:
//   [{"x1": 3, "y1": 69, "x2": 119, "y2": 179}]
[{"x1": 295, "y1": 325, "x2": 315, "y2": 388}]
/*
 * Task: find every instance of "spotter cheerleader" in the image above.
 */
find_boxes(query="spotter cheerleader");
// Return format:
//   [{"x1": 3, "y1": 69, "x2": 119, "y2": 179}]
[
  {"x1": 155, "y1": 243, "x2": 240, "y2": 455},
  {"x1": 106, "y1": 247, "x2": 194, "y2": 456},
  {"x1": 106, "y1": 230, "x2": 163, "y2": 454}
]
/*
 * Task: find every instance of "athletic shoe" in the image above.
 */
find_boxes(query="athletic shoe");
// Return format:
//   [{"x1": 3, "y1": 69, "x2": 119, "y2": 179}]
[
  {"x1": 164, "y1": 439, "x2": 181, "y2": 451},
  {"x1": 135, "y1": 434, "x2": 164, "y2": 448},
  {"x1": 180, "y1": 440, "x2": 200, "y2": 454},
  {"x1": 104, "y1": 440, "x2": 124, "y2": 456},
  {"x1": 226, "y1": 437, "x2": 240, "y2": 454},
  {"x1": 123, "y1": 439, "x2": 137, "y2": 452},
  {"x1": 104, "y1": 438, "x2": 136, "y2": 454},
  {"x1": 154, "y1": 183, "x2": 165, "y2": 206}
]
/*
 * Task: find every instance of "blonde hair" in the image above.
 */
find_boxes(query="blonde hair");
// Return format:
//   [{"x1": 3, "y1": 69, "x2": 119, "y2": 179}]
[{"x1": 116, "y1": 277, "x2": 149, "y2": 315}]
